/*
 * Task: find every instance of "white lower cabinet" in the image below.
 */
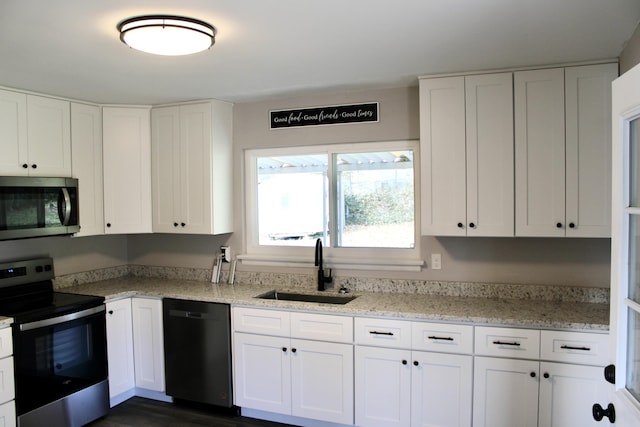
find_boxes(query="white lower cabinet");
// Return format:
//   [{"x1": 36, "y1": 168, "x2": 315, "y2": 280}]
[
  {"x1": 473, "y1": 327, "x2": 611, "y2": 427},
  {"x1": 0, "y1": 329, "x2": 14, "y2": 427},
  {"x1": 473, "y1": 356, "x2": 540, "y2": 427},
  {"x1": 105, "y1": 297, "x2": 165, "y2": 406},
  {"x1": 232, "y1": 307, "x2": 354, "y2": 425},
  {"x1": 105, "y1": 298, "x2": 135, "y2": 401},
  {"x1": 354, "y1": 318, "x2": 473, "y2": 427},
  {"x1": 131, "y1": 297, "x2": 165, "y2": 392}
]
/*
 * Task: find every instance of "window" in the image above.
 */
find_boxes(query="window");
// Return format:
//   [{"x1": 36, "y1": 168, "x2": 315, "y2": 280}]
[{"x1": 243, "y1": 141, "x2": 422, "y2": 270}]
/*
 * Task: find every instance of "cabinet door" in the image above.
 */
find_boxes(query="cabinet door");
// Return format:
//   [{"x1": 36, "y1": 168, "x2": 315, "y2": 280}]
[
  {"x1": 355, "y1": 346, "x2": 411, "y2": 427},
  {"x1": 565, "y1": 63, "x2": 617, "y2": 237},
  {"x1": 0, "y1": 357, "x2": 14, "y2": 406},
  {"x1": 515, "y1": 68, "x2": 566, "y2": 237},
  {"x1": 233, "y1": 332, "x2": 291, "y2": 415},
  {"x1": 0, "y1": 401, "x2": 15, "y2": 427},
  {"x1": 103, "y1": 107, "x2": 152, "y2": 234},
  {"x1": 71, "y1": 103, "x2": 104, "y2": 236},
  {"x1": 131, "y1": 297, "x2": 165, "y2": 392},
  {"x1": 0, "y1": 89, "x2": 27, "y2": 175},
  {"x1": 26, "y1": 95, "x2": 71, "y2": 176},
  {"x1": 105, "y1": 298, "x2": 135, "y2": 400},
  {"x1": 419, "y1": 77, "x2": 467, "y2": 236},
  {"x1": 411, "y1": 351, "x2": 472, "y2": 427},
  {"x1": 538, "y1": 362, "x2": 612, "y2": 427},
  {"x1": 473, "y1": 356, "x2": 539, "y2": 427},
  {"x1": 465, "y1": 73, "x2": 514, "y2": 236},
  {"x1": 180, "y1": 103, "x2": 213, "y2": 234},
  {"x1": 291, "y1": 339, "x2": 353, "y2": 424},
  {"x1": 151, "y1": 106, "x2": 181, "y2": 233}
]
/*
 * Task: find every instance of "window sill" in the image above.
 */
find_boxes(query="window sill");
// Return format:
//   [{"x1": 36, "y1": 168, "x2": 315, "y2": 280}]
[{"x1": 237, "y1": 254, "x2": 424, "y2": 272}]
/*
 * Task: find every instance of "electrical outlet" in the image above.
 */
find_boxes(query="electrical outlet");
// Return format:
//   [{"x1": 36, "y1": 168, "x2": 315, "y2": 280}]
[
  {"x1": 221, "y1": 246, "x2": 230, "y2": 263},
  {"x1": 431, "y1": 253, "x2": 442, "y2": 270}
]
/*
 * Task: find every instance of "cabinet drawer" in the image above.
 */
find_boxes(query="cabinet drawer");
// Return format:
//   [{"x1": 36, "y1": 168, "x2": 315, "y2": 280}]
[
  {"x1": 412, "y1": 322, "x2": 473, "y2": 354},
  {"x1": 233, "y1": 307, "x2": 290, "y2": 336},
  {"x1": 540, "y1": 330, "x2": 609, "y2": 366},
  {"x1": 291, "y1": 312, "x2": 353, "y2": 343},
  {"x1": 475, "y1": 327, "x2": 540, "y2": 359},
  {"x1": 0, "y1": 329, "x2": 11, "y2": 359},
  {"x1": 355, "y1": 317, "x2": 411, "y2": 349}
]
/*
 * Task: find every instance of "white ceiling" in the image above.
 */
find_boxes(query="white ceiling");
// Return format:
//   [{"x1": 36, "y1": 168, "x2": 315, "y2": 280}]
[{"x1": 1, "y1": 0, "x2": 639, "y2": 105}]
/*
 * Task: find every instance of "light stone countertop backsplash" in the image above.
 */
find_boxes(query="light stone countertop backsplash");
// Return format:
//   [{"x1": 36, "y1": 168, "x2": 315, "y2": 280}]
[{"x1": 53, "y1": 264, "x2": 610, "y2": 331}]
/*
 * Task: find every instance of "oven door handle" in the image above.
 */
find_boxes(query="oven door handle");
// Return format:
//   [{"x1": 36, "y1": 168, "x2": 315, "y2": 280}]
[{"x1": 20, "y1": 305, "x2": 105, "y2": 332}]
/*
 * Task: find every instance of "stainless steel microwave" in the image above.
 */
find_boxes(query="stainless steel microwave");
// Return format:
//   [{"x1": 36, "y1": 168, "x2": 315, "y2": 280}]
[{"x1": 0, "y1": 176, "x2": 80, "y2": 240}]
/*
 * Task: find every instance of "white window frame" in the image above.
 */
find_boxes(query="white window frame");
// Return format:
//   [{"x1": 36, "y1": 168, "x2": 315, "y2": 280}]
[{"x1": 240, "y1": 140, "x2": 423, "y2": 271}]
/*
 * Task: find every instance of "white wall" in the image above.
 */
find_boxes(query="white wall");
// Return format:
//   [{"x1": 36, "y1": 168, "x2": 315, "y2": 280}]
[{"x1": 226, "y1": 86, "x2": 611, "y2": 288}]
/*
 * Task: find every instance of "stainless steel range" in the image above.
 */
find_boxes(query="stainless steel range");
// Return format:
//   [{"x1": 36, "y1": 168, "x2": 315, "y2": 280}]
[{"x1": 0, "y1": 257, "x2": 108, "y2": 427}]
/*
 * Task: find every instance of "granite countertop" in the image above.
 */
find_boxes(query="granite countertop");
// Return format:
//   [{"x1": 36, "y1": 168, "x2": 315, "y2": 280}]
[{"x1": 59, "y1": 276, "x2": 610, "y2": 331}]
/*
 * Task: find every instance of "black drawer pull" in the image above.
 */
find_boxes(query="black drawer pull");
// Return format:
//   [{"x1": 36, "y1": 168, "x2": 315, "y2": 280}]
[
  {"x1": 493, "y1": 340, "x2": 521, "y2": 346},
  {"x1": 428, "y1": 336, "x2": 454, "y2": 341},
  {"x1": 560, "y1": 345, "x2": 591, "y2": 351},
  {"x1": 370, "y1": 331, "x2": 394, "y2": 336}
]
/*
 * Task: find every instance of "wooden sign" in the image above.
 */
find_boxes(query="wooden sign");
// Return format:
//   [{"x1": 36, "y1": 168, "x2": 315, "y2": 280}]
[{"x1": 270, "y1": 102, "x2": 379, "y2": 129}]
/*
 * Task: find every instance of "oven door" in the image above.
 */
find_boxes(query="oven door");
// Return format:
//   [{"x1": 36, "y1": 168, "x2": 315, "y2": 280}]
[{"x1": 12, "y1": 305, "x2": 107, "y2": 416}]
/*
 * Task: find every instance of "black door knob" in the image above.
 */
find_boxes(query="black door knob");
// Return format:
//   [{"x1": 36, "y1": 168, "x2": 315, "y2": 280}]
[
  {"x1": 556, "y1": 222, "x2": 562, "y2": 228},
  {"x1": 22, "y1": 163, "x2": 28, "y2": 169},
  {"x1": 291, "y1": 348, "x2": 297, "y2": 353},
  {"x1": 402, "y1": 360, "x2": 407, "y2": 365},
  {"x1": 181, "y1": 222, "x2": 186, "y2": 227},
  {"x1": 413, "y1": 361, "x2": 419, "y2": 366},
  {"x1": 108, "y1": 310, "x2": 114, "y2": 315},
  {"x1": 530, "y1": 372, "x2": 536, "y2": 378},
  {"x1": 31, "y1": 164, "x2": 37, "y2": 169},
  {"x1": 106, "y1": 223, "x2": 111, "y2": 228},
  {"x1": 282, "y1": 347, "x2": 287, "y2": 352},
  {"x1": 457, "y1": 222, "x2": 464, "y2": 228},
  {"x1": 569, "y1": 222, "x2": 575, "y2": 228},
  {"x1": 469, "y1": 222, "x2": 475, "y2": 228},
  {"x1": 592, "y1": 403, "x2": 615, "y2": 423},
  {"x1": 543, "y1": 373, "x2": 550, "y2": 379}
]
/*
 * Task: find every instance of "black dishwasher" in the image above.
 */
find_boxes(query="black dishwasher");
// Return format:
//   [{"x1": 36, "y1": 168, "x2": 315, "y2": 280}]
[{"x1": 163, "y1": 298, "x2": 233, "y2": 407}]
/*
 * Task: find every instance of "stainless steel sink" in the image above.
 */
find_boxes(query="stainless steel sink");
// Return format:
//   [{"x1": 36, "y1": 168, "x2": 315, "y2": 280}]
[{"x1": 255, "y1": 290, "x2": 357, "y2": 304}]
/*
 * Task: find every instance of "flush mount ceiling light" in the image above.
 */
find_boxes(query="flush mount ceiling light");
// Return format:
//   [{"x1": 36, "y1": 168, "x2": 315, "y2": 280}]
[{"x1": 117, "y1": 15, "x2": 216, "y2": 56}]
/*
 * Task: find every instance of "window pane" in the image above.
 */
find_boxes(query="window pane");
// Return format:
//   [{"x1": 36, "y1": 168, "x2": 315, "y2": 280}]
[
  {"x1": 630, "y1": 118, "x2": 640, "y2": 206},
  {"x1": 334, "y1": 150, "x2": 414, "y2": 248},
  {"x1": 256, "y1": 154, "x2": 328, "y2": 246},
  {"x1": 627, "y1": 308, "x2": 640, "y2": 402},
  {"x1": 629, "y1": 215, "x2": 640, "y2": 303}
]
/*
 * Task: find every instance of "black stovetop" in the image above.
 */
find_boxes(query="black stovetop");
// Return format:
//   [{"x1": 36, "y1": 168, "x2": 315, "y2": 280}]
[{"x1": 0, "y1": 257, "x2": 104, "y2": 323}]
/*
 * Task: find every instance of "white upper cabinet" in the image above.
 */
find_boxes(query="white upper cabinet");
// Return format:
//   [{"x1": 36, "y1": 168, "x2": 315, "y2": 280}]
[
  {"x1": 71, "y1": 103, "x2": 104, "y2": 237},
  {"x1": 0, "y1": 90, "x2": 27, "y2": 175},
  {"x1": 515, "y1": 67, "x2": 566, "y2": 237},
  {"x1": 515, "y1": 64, "x2": 617, "y2": 237},
  {"x1": 420, "y1": 73, "x2": 514, "y2": 236},
  {"x1": 151, "y1": 100, "x2": 233, "y2": 235},
  {"x1": 102, "y1": 106, "x2": 152, "y2": 234},
  {"x1": 564, "y1": 63, "x2": 618, "y2": 238},
  {"x1": 0, "y1": 90, "x2": 71, "y2": 176}
]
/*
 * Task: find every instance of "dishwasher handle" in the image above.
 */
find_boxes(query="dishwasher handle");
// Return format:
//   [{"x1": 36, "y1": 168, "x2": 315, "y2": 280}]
[{"x1": 169, "y1": 309, "x2": 210, "y2": 319}]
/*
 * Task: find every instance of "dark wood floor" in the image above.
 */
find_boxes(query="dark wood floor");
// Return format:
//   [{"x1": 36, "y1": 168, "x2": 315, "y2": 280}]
[{"x1": 87, "y1": 397, "x2": 297, "y2": 427}]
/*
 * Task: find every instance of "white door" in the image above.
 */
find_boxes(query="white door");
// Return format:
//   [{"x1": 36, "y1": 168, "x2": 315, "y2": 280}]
[
  {"x1": 131, "y1": 297, "x2": 165, "y2": 392},
  {"x1": 26, "y1": 95, "x2": 71, "y2": 176},
  {"x1": 465, "y1": 72, "x2": 514, "y2": 237},
  {"x1": 105, "y1": 299, "x2": 135, "y2": 399},
  {"x1": 411, "y1": 351, "x2": 472, "y2": 427},
  {"x1": 290, "y1": 338, "x2": 354, "y2": 424},
  {"x1": 233, "y1": 332, "x2": 291, "y2": 415},
  {"x1": 419, "y1": 76, "x2": 467, "y2": 236},
  {"x1": 355, "y1": 345, "x2": 412, "y2": 427},
  {"x1": 103, "y1": 106, "x2": 152, "y2": 234},
  {"x1": 538, "y1": 362, "x2": 612, "y2": 427},
  {"x1": 473, "y1": 356, "x2": 539, "y2": 427},
  {"x1": 610, "y1": 61, "x2": 640, "y2": 425}
]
